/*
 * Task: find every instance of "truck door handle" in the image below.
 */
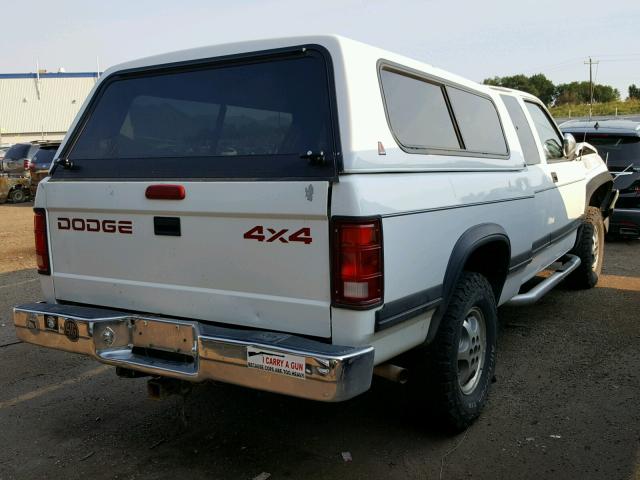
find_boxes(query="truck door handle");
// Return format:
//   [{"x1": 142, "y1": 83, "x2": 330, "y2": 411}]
[{"x1": 551, "y1": 172, "x2": 558, "y2": 183}]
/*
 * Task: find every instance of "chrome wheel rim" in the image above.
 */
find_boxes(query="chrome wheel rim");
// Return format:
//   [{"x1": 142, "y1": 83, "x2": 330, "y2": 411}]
[
  {"x1": 457, "y1": 306, "x2": 486, "y2": 395},
  {"x1": 591, "y1": 225, "x2": 599, "y2": 271}
]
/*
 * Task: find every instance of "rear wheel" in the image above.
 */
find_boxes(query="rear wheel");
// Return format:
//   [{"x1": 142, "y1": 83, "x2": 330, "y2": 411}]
[
  {"x1": 566, "y1": 207, "x2": 604, "y2": 289},
  {"x1": 409, "y1": 272, "x2": 497, "y2": 431},
  {"x1": 8, "y1": 188, "x2": 26, "y2": 203}
]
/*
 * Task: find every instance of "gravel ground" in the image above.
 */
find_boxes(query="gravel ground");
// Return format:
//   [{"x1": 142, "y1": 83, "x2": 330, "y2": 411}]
[{"x1": 0, "y1": 203, "x2": 638, "y2": 480}]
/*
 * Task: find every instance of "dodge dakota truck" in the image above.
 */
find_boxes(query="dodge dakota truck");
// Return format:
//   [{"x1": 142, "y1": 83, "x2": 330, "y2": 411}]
[{"x1": 13, "y1": 36, "x2": 616, "y2": 430}]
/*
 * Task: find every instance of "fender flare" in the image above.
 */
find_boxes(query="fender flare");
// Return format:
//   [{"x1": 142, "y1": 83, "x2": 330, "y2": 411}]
[
  {"x1": 586, "y1": 171, "x2": 614, "y2": 214},
  {"x1": 425, "y1": 223, "x2": 510, "y2": 344}
]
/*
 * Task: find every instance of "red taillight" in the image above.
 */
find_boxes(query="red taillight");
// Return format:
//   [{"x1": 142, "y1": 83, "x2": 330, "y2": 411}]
[
  {"x1": 145, "y1": 184, "x2": 186, "y2": 200},
  {"x1": 332, "y1": 218, "x2": 383, "y2": 308},
  {"x1": 34, "y1": 209, "x2": 50, "y2": 275}
]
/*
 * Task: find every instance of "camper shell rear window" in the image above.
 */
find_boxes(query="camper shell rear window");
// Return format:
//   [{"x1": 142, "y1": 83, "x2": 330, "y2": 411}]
[{"x1": 54, "y1": 46, "x2": 340, "y2": 180}]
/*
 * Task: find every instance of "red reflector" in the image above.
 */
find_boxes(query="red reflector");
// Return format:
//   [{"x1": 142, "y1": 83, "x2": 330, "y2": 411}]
[
  {"x1": 34, "y1": 209, "x2": 50, "y2": 275},
  {"x1": 332, "y1": 218, "x2": 383, "y2": 309},
  {"x1": 145, "y1": 184, "x2": 186, "y2": 200}
]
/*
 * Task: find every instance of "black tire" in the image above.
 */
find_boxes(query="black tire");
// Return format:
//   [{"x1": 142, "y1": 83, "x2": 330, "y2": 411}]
[
  {"x1": 8, "y1": 188, "x2": 25, "y2": 203},
  {"x1": 409, "y1": 272, "x2": 497, "y2": 431},
  {"x1": 566, "y1": 207, "x2": 604, "y2": 289}
]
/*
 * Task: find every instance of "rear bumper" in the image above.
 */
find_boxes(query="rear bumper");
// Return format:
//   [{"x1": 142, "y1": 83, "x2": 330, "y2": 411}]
[{"x1": 13, "y1": 303, "x2": 374, "y2": 402}]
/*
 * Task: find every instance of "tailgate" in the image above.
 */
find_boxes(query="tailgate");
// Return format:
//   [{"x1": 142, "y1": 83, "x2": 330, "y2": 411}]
[
  {"x1": 42, "y1": 45, "x2": 341, "y2": 338},
  {"x1": 44, "y1": 180, "x2": 332, "y2": 337}
]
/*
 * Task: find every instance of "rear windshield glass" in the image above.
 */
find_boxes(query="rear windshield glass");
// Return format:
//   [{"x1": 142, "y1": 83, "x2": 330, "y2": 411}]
[
  {"x1": 4, "y1": 144, "x2": 30, "y2": 160},
  {"x1": 57, "y1": 49, "x2": 337, "y2": 179},
  {"x1": 32, "y1": 147, "x2": 57, "y2": 166},
  {"x1": 567, "y1": 133, "x2": 640, "y2": 166}
]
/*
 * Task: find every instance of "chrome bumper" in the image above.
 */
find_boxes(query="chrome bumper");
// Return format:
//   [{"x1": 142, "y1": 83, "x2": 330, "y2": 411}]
[{"x1": 13, "y1": 303, "x2": 374, "y2": 402}]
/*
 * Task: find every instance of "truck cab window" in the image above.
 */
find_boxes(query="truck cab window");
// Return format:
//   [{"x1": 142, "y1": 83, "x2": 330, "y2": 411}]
[
  {"x1": 501, "y1": 95, "x2": 540, "y2": 165},
  {"x1": 525, "y1": 102, "x2": 565, "y2": 161}
]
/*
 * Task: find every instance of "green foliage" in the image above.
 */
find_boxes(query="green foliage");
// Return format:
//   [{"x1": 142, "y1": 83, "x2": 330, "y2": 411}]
[
  {"x1": 482, "y1": 73, "x2": 554, "y2": 105},
  {"x1": 629, "y1": 84, "x2": 640, "y2": 100},
  {"x1": 554, "y1": 81, "x2": 619, "y2": 105},
  {"x1": 528, "y1": 74, "x2": 555, "y2": 106},
  {"x1": 483, "y1": 74, "x2": 620, "y2": 106}
]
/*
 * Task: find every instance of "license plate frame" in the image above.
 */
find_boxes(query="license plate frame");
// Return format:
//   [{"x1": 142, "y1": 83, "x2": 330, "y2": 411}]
[{"x1": 131, "y1": 319, "x2": 196, "y2": 356}]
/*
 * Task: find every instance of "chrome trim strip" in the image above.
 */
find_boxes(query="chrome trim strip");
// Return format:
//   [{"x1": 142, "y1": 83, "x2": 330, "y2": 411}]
[{"x1": 380, "y1": 195, "x2": 534, "y2": 218}]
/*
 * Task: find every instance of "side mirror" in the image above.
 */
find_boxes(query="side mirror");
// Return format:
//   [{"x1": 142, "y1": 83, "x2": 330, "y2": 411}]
[{"x1": 563, "y1": 133, "x2": 577, "y2": 160}]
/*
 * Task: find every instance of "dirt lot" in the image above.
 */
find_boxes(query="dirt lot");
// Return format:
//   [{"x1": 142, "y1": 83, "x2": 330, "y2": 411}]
[{"x1": 0, "y1": 203, "x2": 638, "y2": 480}]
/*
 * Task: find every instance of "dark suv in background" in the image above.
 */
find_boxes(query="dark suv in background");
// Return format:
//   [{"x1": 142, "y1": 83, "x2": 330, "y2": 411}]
[
  {"x1": 28, "y1": 141, "x2": 60, "y2": 196},
  {"x1": 1, "y1": 142, "x2": 40, "y2": 176},
  {"x1": 561, "y1": 120, "x2": 640, "y2": 237}
]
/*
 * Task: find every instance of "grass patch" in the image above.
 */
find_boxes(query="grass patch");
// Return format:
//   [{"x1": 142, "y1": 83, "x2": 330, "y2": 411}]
[{"x1": 550, "y1": 100, "x2": 640, "y2": 118}]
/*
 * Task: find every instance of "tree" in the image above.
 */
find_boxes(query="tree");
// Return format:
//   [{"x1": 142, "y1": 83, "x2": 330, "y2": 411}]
[
  {"x1": 483, "y1": 74, "x2": 532, "y2": 92},
  {"x1": 554, "y1": 81, "x2": 619, "y2": 105},
  {"x1": 528, "y1": 74, "x2": 555, "y2": 105},
  {"x1": 555, "y1": 82, "x2": 590, "y2": 105},
  {"x1": 483, "y1": 74, "x2": 621, "y2": 105},
  {"x1": 482, "y1": 73, "x2": 554, "y2": 105},
  {"x1": 594, "y1": 84, "x2": 620, "y2": 103},
  {"x1": 629, "y1": 84, "x2": 640, "y2": 100}
]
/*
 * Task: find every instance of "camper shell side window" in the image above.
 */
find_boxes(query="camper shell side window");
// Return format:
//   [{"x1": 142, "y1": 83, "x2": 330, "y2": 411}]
[{"x1": 378, "y1": 61, "x2": 510, "y2": 160}]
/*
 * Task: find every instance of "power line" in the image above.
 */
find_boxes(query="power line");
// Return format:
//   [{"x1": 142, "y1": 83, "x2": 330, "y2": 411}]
[
  {"x1": 598, "y1": 59, "x2": 640, "y2": 63},
  {"x1": 590, "y1": 53, "x2": 640, "y2": 59},
  {"x1": 523, "y1": 53, "x2": 640, "y2": 74}
]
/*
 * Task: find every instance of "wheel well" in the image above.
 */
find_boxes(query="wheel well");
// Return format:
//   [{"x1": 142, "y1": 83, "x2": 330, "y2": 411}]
[
  {"x1": 426, "y1": 227, "x2": 510, "y2": 345},
  {"x1": 589, "y1": 181, "x2": 613, "y2": 214},
  {"x1": 463, "y1": 240, "x2": 510, "y2": 300}
]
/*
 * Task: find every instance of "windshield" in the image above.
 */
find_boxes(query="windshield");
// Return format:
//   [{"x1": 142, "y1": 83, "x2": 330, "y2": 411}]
[
  {"x1": 58, "y1": 49, "x2": 337, "y2": 180},
  {"x1": 568, "y1": 133, "x2": 640, "y2": 167}
]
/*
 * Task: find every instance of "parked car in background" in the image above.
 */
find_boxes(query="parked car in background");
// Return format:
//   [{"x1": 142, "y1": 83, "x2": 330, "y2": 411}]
[
  {"x1": 561, "y1": 120, "x2": 640, "y2": 237},
  {"x1": 29, "y1": 141, "x2": 60, "y2": 197},
  {"x1": 1, "y1": 142, "x2": 40, "y2": 176},
  {"x1": 0, "y1": 174, "x2": 31, "y2": 203}
]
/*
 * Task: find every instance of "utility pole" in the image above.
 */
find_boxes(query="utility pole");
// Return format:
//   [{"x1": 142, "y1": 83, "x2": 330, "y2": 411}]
[
  {"x1": 584, "y1": 57, "x2": 599, "y2": 119},
  {"x1": 35, "y1": 59, "x2": 42, "y2": 100}
]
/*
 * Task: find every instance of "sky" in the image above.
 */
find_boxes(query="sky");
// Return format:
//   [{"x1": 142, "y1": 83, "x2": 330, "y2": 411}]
[{"x1": 2, "y1": 0, "x2": 639, "y2": 98}]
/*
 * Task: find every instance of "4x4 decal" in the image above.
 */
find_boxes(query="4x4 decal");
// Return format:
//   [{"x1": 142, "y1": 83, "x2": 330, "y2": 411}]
[{"x1": 243, "y1": 226, "x2": 312, "y2": 244}]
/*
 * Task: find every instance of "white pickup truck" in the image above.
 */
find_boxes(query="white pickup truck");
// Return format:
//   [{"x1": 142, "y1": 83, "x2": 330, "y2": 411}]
[{"x1": 13, "y1": 36, "x2": 616, "y2": 431}]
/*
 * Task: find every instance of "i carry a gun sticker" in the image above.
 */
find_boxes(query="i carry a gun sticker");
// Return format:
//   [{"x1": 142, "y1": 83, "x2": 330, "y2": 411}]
[{"x1": 246, "y1": 346, "x2": 306, "y2": 379}]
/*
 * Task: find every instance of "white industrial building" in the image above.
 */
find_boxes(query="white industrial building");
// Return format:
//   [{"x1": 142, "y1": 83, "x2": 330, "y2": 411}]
[{"x1": 0, "y1": 72, "x2": 99, "y2": 145}]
